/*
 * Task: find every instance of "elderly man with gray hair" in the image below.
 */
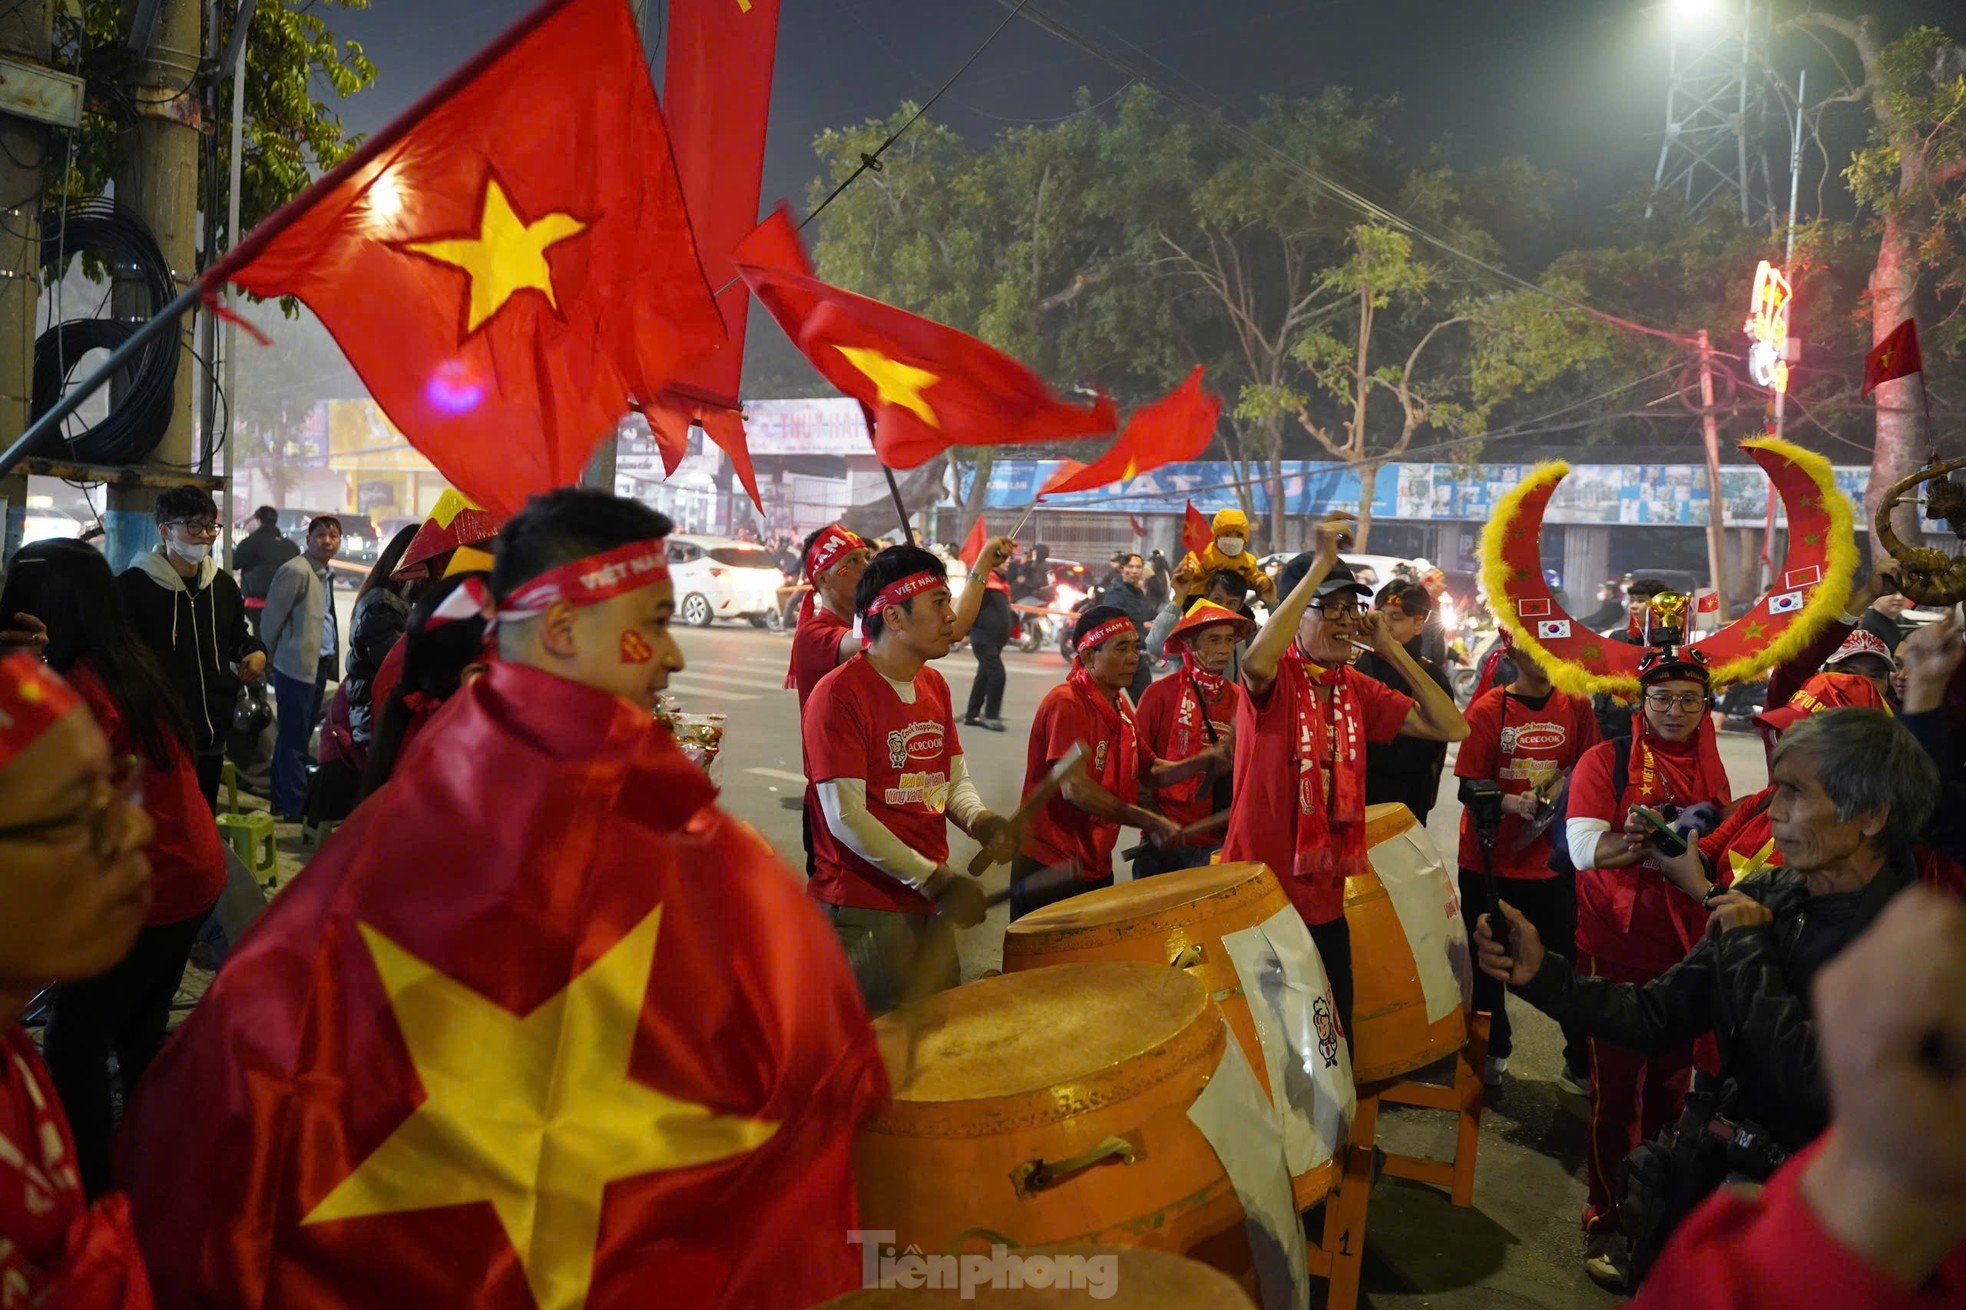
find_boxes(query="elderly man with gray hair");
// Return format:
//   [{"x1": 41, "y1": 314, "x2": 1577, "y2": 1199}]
[{"x1": 1476, "y1": 705, "x2": 1948, "y2": 1290}]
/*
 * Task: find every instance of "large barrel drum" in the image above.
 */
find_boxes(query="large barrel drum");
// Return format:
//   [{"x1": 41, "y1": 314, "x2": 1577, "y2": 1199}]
[
  {"x1": 1345, "y1": 802, "x2": 1473, "y2": 1083},
  {"x1": 1001, "y1": 862, "x2": 1349, "y2": 1210},
  {"x1": 855, "y1": 963, "x2": 1248, "y2": 1268}
]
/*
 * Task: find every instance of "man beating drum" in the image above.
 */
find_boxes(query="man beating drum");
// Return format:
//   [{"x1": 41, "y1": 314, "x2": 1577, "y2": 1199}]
[{"x1": 1221, "y1": 512, "x2": 1470, "y2": 1034}]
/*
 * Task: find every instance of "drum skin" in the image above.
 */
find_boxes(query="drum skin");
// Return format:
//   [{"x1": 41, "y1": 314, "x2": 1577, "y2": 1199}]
[
  {"x1": 855, "y1": 963, "x2": 1249, "y2": 1269},
  {"x1": 1001, "y1": 863, "x2": 1339, "y2": 1210},
  {"x1": 1346, "y1": 803, "x2": 1469, "y2": 1083}
]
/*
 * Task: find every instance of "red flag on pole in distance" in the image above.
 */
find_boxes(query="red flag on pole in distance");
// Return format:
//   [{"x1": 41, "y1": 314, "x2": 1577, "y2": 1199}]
[
  {"x1": 958, "y1": 514, "x2": 989, "y2": 570},
  {"x1": 202, "y1": 0, "x2": 726, "y2": 518},
  {"x1": 1039, "y1": 366, "x2": 1222, "y2": 497},
  {"x1": 1862, "y1": 318, "x2": 1923, "y2": 397},
  {"x1": 735, "y1": 207, "x2": 1117, "y2": 469},
  {"x1": 1128, "y1": 513, "x2": 1147, "y2": 538},
  {"x1": 1182, "y1": 500, "x2": 1212, "y2": 559},
  {"x1": 644, "y1": 0, "x2": 783, "y2": 512}
]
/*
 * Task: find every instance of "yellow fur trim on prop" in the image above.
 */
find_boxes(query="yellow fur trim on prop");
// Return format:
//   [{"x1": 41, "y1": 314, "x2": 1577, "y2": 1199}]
[
  {"x1": 1700, "y1": 435, "x2": 1857, "y2": 688},
  {"x1": 1478, "y1": 461, "x2": 1616, "y2": 699}
]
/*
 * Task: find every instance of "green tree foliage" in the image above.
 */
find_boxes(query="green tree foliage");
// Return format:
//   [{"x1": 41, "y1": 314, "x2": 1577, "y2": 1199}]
[{"x1": 50, "y1": 0, "x2": 375, "y2": 243}]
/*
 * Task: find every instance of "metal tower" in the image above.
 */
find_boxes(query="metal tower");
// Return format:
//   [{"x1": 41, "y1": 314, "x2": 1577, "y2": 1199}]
[{"x1": 1649, "y1": 0, "x2": 1778, "y2": 228}]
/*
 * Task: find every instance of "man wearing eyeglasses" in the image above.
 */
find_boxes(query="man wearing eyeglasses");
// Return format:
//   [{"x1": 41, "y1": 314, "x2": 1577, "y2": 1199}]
[
  {"x1": 116, "y1": 485, "x2": 266, "y2": 810},
  {"x1": 1221, "y1": 513, "x2": 1469, "y2": 1036}
]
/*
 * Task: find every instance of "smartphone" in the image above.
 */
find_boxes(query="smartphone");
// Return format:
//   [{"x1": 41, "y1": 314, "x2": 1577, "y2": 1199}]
[{"x1": 1634, "y1": 805, "x2": 1688, "y2": 858}]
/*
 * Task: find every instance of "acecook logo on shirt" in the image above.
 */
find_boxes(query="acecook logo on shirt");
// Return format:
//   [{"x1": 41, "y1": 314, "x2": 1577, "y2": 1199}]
[{"x1": 886, "y1": 720, "x2": 945, "y2": 769}]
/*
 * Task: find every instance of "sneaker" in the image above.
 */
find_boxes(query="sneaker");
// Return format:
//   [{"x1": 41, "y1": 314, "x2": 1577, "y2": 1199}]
[
  {"x1": 962, "y1": 716, "x2": 982, "y2": 727},
  {"x1": 1584, "y1": 1232, "x2": 1629, "y2": 1292},
  {"x1": 979, "y1": 718, "x2": 1008, "y2": 732},
  {"x1": 1559, "y1": 1065, "x2": 1592, "y2": 1097},
  {"x1": 1483, "y1": 1055, "x2": 1508, "y2": 1086}
]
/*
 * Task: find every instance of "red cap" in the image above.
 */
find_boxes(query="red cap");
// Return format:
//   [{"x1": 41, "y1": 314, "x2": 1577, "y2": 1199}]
[{"x1": 0, "y1": 651, "x2": 83, "y2": 771}]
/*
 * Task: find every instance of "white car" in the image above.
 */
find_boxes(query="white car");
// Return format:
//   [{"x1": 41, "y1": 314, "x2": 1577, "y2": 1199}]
[
  {"x1": 667, "y1": 535, "x2": 786, "y2": 628},
  {"x1": 21, "y1": 502, "x2": 84, "y2": 546}
]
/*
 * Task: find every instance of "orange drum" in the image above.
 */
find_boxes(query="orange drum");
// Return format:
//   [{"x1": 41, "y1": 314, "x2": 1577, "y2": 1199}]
[
  {"x1": 856, "y1": 963, "x2": 1248, "y2": 1269},
  {"x1": 817, "y1": 1243, "x2": 1255, "y2": 1308},
  {"x1": 1001, "y1": 863, "x2": 1345, "y2": 1210},
  {"x1": 1345, "y1": 802, "x2": 1471, "y2": 1083}
]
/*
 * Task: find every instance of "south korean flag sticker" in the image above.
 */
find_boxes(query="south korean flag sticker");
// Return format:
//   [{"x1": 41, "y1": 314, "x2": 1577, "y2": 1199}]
[
  {"x1": 1536, "y1": 619, "x2": 1573, "y2": 640},
  {"x1": 1769, "y1": 591, "x2": 1806, "y2": 615}
]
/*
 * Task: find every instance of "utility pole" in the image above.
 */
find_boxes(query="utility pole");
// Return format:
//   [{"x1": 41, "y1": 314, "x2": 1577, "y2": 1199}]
[
  {"x1": 217, "y1": 0, "x2": 254, "y2": 565},
  {"x1": 1697, "y1": 329, "x2": 1730, "y2": 617},
  {"x1": 581, "y1": 0, "x2": 649, "y2": 497},
  {"x1": 0, "y1": 0, "x2": 52, "y2": 558},
  {"x1": 105, "y1": 0, "x2": 204, "y2": 564}
]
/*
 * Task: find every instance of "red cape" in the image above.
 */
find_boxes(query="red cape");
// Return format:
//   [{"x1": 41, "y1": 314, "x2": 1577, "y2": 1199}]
[{"x1": 116, "y1": 662, "x2": 887, "y2": 1309}]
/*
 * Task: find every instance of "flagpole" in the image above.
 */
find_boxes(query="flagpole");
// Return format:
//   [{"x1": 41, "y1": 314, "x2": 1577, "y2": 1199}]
[
  {"x1": 880, "y1": 463, "x2": 913, "y2": 544},
  {"x1": 0, "y1": 280, "x2": 206, "y2": 483}
]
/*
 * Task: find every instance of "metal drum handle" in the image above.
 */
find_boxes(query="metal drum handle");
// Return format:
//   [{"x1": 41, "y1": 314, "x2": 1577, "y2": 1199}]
[
  {"x1": 1009, "y1": 1135, "x2": 1136, "y2": 1198},
  {"x1": 1169, "y1": 942, "x2": 1206, "y2": 969}
]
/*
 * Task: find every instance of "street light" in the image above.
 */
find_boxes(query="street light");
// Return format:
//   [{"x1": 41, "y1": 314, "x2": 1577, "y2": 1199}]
[{"x1": 1670, "y1": 0, "x2": 1722, "y2": 26}]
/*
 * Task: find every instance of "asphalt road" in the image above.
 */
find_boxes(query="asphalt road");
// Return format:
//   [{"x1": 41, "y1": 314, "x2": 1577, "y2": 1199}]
[{"x1": 681, "y1": 621, "x2": 1779, "y2": 1310}]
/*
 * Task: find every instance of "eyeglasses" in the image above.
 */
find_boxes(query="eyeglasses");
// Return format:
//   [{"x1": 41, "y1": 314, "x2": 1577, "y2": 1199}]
[
  {"x1": 1313, "y1": 601, "x2": 1364, "y2": 620},
  {"x1": 0, "y1": 755, "x2": 144, "y2": 858},
  {"x1": 167, "y1": 519, "x2": 220, "y2": 537},
  {"x1": 1643, "y1": 692, "x2": 1707, "y2": 713}
]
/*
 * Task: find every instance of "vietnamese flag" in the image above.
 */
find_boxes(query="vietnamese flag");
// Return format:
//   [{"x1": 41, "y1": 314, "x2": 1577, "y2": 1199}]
[
  {"x1": 735, "y1": 207, "x2": 1117, "y2": 468},
  {"x1": 958, "y1": 514, "x2": 989, "y2": 570},
  {"x1": 1039, "y1": 366, "x2": 1221, "y2": 496},
  {"x1": 1861, "y1": 317, "x2": 1923, "y2": 397},
  {"x1": 1182, "y1": 499, "x2": 1213, "y2": 559},
  {"x1": 203, "y1": 0, "x2": 725, "y2": 517}
]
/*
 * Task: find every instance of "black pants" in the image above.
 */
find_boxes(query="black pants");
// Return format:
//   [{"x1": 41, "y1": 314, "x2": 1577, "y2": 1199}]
[
  {"x1": 1458, "y1": 865, "x2": 1585, "y2": 1067},
  {"x1": 1131, "y1": 840, "x2": 1216, "y2": 879},
  {"x1": 1309, "y1": 915, "x2": 1354, "y2": 1043},
  {"x1": 42, "y1": 909, "x2": 211, "y2": 1195},
  {"x1": 194, "y1": 751, "x2": 224, "y2": 813},
  {"x1": 1009, "y1": 854, "x2": 1112, "y2": 921},
  {"x1": 965, "y1": 642, "x2": 1007, "y2": 721}
]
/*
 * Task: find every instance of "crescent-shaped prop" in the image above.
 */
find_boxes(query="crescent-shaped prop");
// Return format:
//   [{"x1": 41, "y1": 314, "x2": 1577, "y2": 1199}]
[{"x1": 1479, "y1": 436, "x2": 1858, "y2": 697}]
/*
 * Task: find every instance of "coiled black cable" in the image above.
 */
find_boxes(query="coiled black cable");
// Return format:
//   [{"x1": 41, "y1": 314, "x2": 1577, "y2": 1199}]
[{"x1": 28, "y1": 200, "x2": 178, "y2": 465}]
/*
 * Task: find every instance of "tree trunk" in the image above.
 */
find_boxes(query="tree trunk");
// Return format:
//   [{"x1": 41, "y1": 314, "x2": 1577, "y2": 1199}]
[
  {"x1": 1267, "y1": 447, "x2": 1286, "y2": 555},
  {"x1": 1869, "y1": 207, "x2": 1926, "y2": 546},
  {"x1": 1354, "y1": 460, "x2": 1377, "y2": 551}
]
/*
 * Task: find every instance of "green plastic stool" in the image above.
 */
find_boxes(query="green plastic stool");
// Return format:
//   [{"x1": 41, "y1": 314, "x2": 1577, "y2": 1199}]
[
  {"x1": 221, "y1": 759, "x2": 240, "y2": 815},
  {"x1": 216, "y1": 812, "x2": 278, "y2": 886}
]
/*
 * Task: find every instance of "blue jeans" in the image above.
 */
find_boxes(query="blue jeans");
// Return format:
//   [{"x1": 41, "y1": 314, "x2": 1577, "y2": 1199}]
[{"x1": 272, "y1": 662, "x2": 327, "y2": 818}]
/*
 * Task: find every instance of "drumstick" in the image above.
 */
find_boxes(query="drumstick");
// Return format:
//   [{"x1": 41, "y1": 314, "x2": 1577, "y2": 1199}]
[
  {"x1": 1119, "y1": 810, "x2": 1230, "y2": 860},
  {"x1": 967, "y1": 742, "x2": 1085, "y2": 877}
]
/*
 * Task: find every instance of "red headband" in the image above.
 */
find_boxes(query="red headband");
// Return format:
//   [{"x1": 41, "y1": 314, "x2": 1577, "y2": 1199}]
[
  {"x1": 1075, "y1": 615, "x2": 1135, "y2": 657},
  {"x1": 864, "y1": 570, "x2": 942, "y2": 618},
  {"x1": 0, "y1": 651, "x2": 82, "y2": 769},
  {"x1": 805, "y1": 525, "x2": 866, "y2": 582},
  {"x1": 500, "y1": 540, "x2": 671, "y2": 619}
]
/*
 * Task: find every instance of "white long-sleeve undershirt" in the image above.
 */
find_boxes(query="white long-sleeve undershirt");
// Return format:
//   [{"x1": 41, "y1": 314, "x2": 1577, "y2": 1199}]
[
  {"x1": 817, "y1": 753, "x2": 986, "y2": 891},
  {"x1": 1567, "y1": 816, "x2": 1611, "y2": 872}
]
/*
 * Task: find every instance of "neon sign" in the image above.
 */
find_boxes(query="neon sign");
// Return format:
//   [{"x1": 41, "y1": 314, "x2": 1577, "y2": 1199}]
[{"x1": 1744, "y1": 260, "x2": 1792, "y2": 393}]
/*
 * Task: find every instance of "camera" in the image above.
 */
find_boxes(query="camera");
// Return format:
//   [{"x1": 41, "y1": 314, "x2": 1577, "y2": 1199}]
[{"x1": 1465, "y1": 779, "x2": 1505, "y2": 840}]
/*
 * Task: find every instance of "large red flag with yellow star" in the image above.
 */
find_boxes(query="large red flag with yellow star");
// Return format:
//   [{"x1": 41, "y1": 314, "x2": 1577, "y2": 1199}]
[
  {"x1": 734, "y1": 207, "x2": 1117, "y2": 468},
  {"x1": 203, "y1": 0, "x2": 724, "y2": 517}
]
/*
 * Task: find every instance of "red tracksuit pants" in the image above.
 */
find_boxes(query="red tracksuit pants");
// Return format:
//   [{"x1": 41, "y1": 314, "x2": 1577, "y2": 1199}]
[{"x1": 1580, "y1": 952, "x2": 1695, "y2": 1234}]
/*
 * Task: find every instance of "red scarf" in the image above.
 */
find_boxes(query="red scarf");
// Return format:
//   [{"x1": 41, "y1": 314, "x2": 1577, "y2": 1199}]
[
  {"x1": 1164, "y1": 651, "x2": 1229, "y2": 805},
  {"x1": 1628, "y1": 710, "x2": 1732, "y2": 810},
  {"x1": 1285, "y1": 645, "x2": 1367, "y2": 883},
  {"x1": 1067, "y1": 663, "x2": 1138, "y2": 806}
]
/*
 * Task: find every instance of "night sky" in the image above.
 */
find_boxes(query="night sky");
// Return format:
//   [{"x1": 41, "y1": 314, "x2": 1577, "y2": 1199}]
[{"x1": 328, "y1": 0, "x2": 1800, "y2": 229}]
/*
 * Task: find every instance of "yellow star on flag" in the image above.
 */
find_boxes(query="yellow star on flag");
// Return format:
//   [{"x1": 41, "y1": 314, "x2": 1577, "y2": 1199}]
[
  {"x1": 406, "y1": 177, "x2": 589, "y2": 335},
  {"x1": 836, "y1": 345, "x2": 941, "y2": 427},
  {"x1": 1728, "y1": 839, "x2": 1778, "y2": 883},
  {"x1": 304, "y1": 907, "x2": 777, "y2": 1310}
]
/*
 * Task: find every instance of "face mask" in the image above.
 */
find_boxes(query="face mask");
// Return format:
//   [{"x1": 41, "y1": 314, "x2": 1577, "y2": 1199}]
[
  {"x1": 168, "y1": 539, "x2": 210, "y2": 564},
  {"x1": 1217, "y1": 535, "x2": 1246, "y2": 556}
]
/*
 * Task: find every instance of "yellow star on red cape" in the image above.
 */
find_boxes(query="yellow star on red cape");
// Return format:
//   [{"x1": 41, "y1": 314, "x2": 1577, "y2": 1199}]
[
  {"x1": 836, "y1": 345, "x2": 941, "y2": 427},
  {"x1": 304, "y1": 907, "x2": 777, "y2": 1310},
  {"x1": 406, "y1": 177, "x2": 589, "y2": 334}
]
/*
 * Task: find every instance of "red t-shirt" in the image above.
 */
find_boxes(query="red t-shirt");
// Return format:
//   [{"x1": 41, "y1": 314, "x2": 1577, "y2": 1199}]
[
  {"x1": 1134, "y1": 671, "x2": 1241, "y2": 837},
  {"x1": 1021, "y1": 681, "x2": 1135, "y2": 879},
  {"x1": 1221, "y1": 660, "x2": 1413, "y2": 924},
  {"x1": 1704, "y1": 787, "x2": 1780, "y2": 890},
  {"x1": 1454, "y1": 686, "x2": 1599, "y2": 880},
  {"x1": 802, "y1": 655, "x2": 958, "y2": 915},
  {"x1": 0, "y1": 1026, "x2": 153, "y2": 1307},
  {"x1": 1632, "y1": 1135, "x2": 1966, "y2": 1310},
  {"x1": 1569, "y1": 735, "x2": 1730, "y2": 973},
  {"x1": 69, "y1": 663, "x2": 226, "y2": 926},
  {"x1": 788, "y1": 605, "x2": 854, "y2": 708}
]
